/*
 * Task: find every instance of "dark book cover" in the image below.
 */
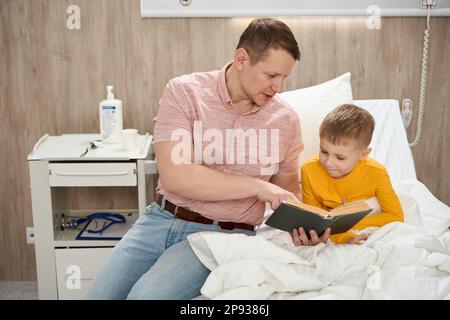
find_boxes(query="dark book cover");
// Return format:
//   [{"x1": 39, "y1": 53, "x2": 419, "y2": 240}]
[{"x1": 265, "y1": 202, "x2": 372, "y2": 237}]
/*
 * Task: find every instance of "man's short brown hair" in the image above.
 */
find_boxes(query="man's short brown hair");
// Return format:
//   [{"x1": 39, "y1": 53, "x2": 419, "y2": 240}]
[
  {"x1": 320, "y1": 104, "x2": 375, "y2": 149},
  {"x1": 237, "y1": 18, "x2": 301, "y2": 64}
]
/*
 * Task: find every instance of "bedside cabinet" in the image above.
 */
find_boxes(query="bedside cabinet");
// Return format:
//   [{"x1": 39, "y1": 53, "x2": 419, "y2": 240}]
[{"x1": 28, "y1": 134, "x2": 156, "y2": 299}]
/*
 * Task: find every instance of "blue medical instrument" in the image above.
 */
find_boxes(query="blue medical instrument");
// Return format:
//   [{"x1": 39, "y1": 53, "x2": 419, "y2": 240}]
[{"x1": 61, "y1": 212, "x2": 126, "y2": 233}]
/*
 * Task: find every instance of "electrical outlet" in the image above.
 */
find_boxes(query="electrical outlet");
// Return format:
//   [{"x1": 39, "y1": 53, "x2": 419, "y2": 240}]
[
  {"x1": 420, "y1": 0, "x2": 439, "y2": 8},
  {"x1": 26, "y1": 227, "x2": 35, "y2": 244}
]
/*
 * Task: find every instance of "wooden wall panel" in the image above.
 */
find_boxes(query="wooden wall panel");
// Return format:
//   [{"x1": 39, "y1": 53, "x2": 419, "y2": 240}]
[{"x1": 1, "y1": 0, "x2": 448, "y2": 280}]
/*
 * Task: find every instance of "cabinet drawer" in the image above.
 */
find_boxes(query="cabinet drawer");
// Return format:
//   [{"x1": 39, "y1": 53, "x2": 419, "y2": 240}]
[
  {"x1": 55, "y1": 247, "x2": 114, "y2": 300},
  {"x1": 48, "y1": 163, "x2": 137, "y2": 186}
]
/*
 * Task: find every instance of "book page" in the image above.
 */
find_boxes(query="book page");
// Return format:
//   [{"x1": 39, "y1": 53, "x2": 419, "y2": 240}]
[
  {"x1": 285, "y1": 199, "x2": 329, "y2": 217},
  {"x1": 329, "y1": 201, "x2": 370, "y2": 216}
]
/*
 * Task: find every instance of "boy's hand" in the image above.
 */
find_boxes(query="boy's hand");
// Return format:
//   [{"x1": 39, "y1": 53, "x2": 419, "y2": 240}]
[
  {"x1": 290, "y1": 227, "x2": 331, "y2": 246},
  {"x1": 346, "y1": 233, "x2": 369, "y2": 245}
]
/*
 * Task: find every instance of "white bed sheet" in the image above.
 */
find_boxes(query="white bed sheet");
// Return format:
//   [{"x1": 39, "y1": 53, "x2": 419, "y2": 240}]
[
  {"x1": 189, "y1": 178, "x2": 450, "y2": 299},
  {"x1": 188, "y1": 99, "x2": 450, "y2": 300}
]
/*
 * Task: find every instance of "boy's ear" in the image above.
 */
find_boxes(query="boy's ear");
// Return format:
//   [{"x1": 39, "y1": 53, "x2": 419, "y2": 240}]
[{"x1": 361, "y1": 147, "x2": 372, "y2": 159}]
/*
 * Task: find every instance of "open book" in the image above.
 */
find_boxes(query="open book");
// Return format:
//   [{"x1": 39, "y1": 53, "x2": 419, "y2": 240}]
[{"x1": 265, "y1": 199, "x2": 373, "y2": 237}]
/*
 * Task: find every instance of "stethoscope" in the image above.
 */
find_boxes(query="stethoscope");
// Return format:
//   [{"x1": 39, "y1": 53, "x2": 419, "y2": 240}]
[{"x1": 60, "y1": 212, "x2": 126, "y2": 234}]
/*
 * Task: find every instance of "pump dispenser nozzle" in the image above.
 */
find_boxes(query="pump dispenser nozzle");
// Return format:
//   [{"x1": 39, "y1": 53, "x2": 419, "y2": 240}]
[{"x1": 106, "y1": 85, "x2": 114, "y2": 100}]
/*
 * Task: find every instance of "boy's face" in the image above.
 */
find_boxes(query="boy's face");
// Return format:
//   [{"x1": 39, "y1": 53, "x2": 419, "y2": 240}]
[{"x1": 319, "y1": 138, "x2": 371, "y2": 179}]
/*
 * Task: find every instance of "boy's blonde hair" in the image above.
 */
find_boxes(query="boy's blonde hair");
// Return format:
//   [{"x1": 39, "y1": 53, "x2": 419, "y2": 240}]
[{"x1": 320, "y1": 104, "x2": 375, "y2": 148}]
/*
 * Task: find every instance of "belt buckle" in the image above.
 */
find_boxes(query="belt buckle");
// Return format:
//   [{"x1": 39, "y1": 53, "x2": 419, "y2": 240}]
[{"x1": 160, "y1": 197, "x2": 166, "y2": 210}]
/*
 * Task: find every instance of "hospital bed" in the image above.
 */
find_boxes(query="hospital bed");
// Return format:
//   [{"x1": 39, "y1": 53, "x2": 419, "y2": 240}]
[{"x1": 188, "y1": 98, "x2": 450, "y2": 300}]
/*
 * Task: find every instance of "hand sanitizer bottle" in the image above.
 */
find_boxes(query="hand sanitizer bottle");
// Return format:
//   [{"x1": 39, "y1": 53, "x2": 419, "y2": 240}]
[{"x1": 99, "y1": 85, "x2": 123, "y2": 143}]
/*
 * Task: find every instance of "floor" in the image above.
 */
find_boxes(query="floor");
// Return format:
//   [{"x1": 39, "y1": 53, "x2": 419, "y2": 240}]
[{"x1": 0, "y1": 281, "x2": 38, "y2": 300}]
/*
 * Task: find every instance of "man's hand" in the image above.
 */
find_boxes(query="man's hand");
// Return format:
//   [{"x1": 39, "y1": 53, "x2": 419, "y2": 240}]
[
  {"x1": 256, "y1": 180, "x2": 297, "y2": 210},
  {"x1": 290, "y1": 227, "x2": 331, "y2": 246},
  {"x1": 346, "y1": 234, "x2": 368, "y2": 245}
]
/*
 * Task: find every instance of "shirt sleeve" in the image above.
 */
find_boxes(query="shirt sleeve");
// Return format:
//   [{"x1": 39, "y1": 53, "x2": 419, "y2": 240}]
[
  {"x1": 154, "y1": 80, "x2": 194, "y2": 143},
  {"x1": 329, "y1": 231, "x2": 356, "y2": 244},
  {"x1": 300, "y1": 165, "x2": 322, "y2": 208},
  {"x1": 354, "y1": 171, "x2": 404, "y2": 229},
  {"x1": 331, "y1": 169, "x2": 404, "y2": 244},
  {"x1": 277, "y1": 116, "x2": 304, "y2": 176}
]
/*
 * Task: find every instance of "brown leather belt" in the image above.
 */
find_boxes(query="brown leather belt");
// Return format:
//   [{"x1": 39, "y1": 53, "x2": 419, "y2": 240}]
[{"x1": 155, "y1": 194, "x2": 254, "y2": 232}]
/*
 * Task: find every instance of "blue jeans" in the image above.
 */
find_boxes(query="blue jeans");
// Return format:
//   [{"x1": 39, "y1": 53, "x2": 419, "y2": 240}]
[{"x1": 84, "y1": 201, "x2": 255, "y2": 300}]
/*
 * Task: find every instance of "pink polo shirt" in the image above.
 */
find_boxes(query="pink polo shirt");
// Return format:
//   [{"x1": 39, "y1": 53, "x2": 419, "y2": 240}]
[{"x1": 154, "y1": 62, "x2": 303, "y2": 225}]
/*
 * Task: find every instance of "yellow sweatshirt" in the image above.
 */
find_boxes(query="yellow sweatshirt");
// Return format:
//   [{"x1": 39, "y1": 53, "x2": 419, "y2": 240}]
[{"x1": 301, "y1": 156, "x2": 404, "y2": 244}]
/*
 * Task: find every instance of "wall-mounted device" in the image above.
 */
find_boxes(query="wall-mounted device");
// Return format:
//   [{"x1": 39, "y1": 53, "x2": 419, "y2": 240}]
[
  {"x1": 140, "y1": 0, "x2": 450, "y2": 17},
  {"x1": 402, "y1": 99, "x2": 413, "y2": 128},
  {"x1": 420, "y1": 0, "x2": 439, "y2": 8}
]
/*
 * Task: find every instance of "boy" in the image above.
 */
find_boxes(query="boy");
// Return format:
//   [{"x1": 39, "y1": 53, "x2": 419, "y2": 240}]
[{"x1": 296, "y1": 104, "x2": 404, "y2": 245}]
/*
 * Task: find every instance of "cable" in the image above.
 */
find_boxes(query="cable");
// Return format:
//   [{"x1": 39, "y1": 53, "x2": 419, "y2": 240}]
[{"x1": 409, "y1": 6, "x2": 431, "y2": 147}]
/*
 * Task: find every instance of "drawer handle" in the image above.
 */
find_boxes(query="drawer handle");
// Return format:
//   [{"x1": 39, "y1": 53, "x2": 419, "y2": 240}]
[{"x1": 54, "y1": 171, "x2": 131, "y2": 177}]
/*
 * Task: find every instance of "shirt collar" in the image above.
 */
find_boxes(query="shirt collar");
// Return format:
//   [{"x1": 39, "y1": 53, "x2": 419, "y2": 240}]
[
  {"x1": 217, "y1": 61, "x2": 262, "y2": 116},
  {"x1": 217, "y1": 61, "x2": 233, "y2": 106}
]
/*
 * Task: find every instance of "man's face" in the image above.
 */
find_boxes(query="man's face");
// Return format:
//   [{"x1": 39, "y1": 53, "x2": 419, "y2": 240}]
[
  {"x1": 319, "y1": 138, "x2": 370, "y2": 179},
  {"x1": 239, "y1": 48, "x2": 296, "y2": 107}
]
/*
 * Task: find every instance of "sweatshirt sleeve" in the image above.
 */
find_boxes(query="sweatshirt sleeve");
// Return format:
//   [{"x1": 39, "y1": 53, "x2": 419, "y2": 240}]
[
  {"x1": 301, "y1": 165, "x2": 322, "y2": 208},
  {"x1": 353, "y1": 171, "x2": 404, "y2": 229}
]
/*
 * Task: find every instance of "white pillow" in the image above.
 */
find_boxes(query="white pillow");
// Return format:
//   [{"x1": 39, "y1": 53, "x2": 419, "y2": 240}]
[
  {"x1": 354, "y1": 99, "x2": 417, "y2": 182},
  {"x1": 278, "y1": 72, "x2": 353, "y2": 168}
]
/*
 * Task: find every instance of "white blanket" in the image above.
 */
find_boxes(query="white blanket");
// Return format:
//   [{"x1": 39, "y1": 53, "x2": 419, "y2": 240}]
[{"x1": 188, "y1": 180, "x2": 450, "y2": 300}]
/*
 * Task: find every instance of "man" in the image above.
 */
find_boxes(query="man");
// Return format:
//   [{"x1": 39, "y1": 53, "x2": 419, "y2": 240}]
[{"x1": 86, "y1": 18, "x2": 328, "y2": 300}]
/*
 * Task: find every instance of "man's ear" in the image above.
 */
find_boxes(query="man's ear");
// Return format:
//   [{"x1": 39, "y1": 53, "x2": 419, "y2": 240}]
[
  {"x1": 361, "y1": 147, "x2": 372, "y2": 160},
  {"x1": 234, "y1": 48, "x2": 249, "y2": 72}
]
